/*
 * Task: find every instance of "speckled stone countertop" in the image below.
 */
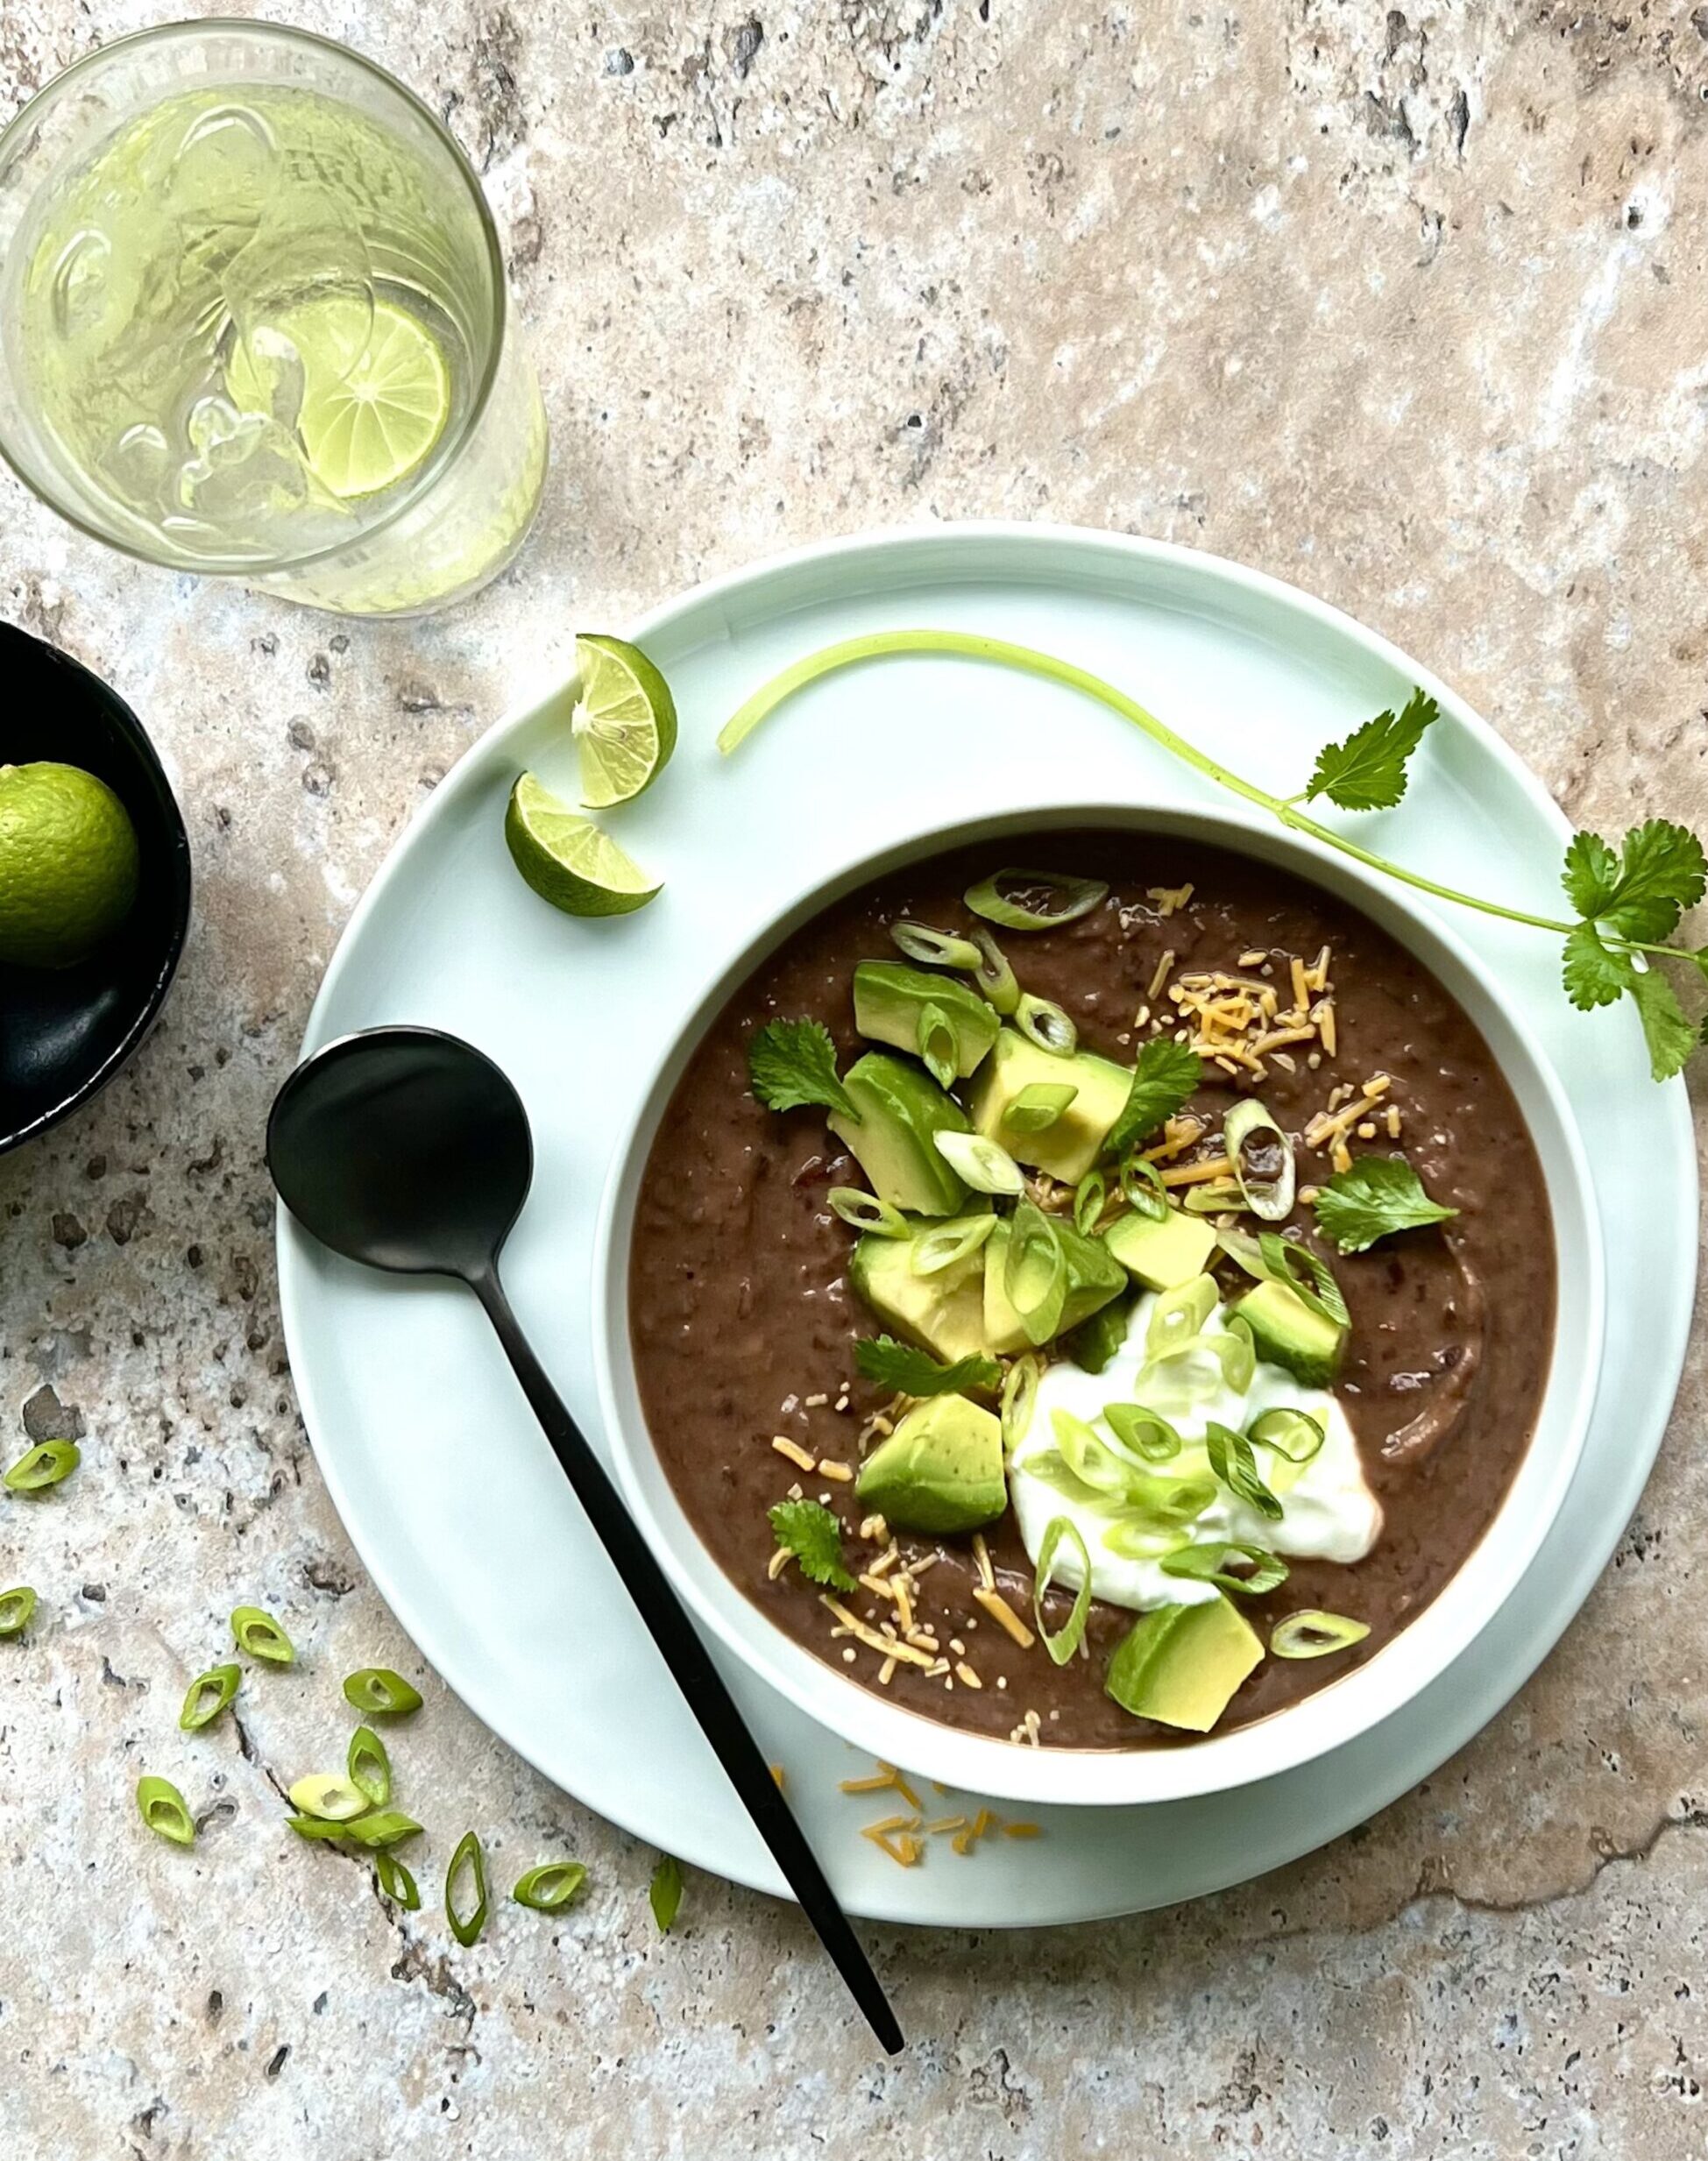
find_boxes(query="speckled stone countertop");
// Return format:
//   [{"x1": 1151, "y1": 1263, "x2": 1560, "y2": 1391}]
[{"x1": 4, "y1": 4, "x2": 1706, "y2": 2155}]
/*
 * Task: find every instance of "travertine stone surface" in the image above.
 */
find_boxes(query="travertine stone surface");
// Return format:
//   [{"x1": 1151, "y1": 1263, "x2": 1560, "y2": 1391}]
[{"x1": 3, "y1": 4, "x2": 1706, "y2": 2155}]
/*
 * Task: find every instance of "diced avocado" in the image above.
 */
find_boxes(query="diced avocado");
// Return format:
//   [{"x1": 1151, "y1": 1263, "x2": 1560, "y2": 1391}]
[
  {"x1": 968, "y1": 1029, "x2": 1132, "y2": 1182},
  {"x1": 852, "y1": 961, "x2": 999, "y2": 1080},
  {"x1": 828, "y1": 1052, "x2": 971, "y2": 1216},
  {"x1": 1104, "y1": 1595, "x2": 1264, "y2": 1732},
  {"x1": 1102, "y1": 1207, "x2": 1219, "y2": 1292},
  {"x1": 982, "y1": 1215, "x2": 1127, "y2": 1354},
  {"x1": 1234, "y1": 1279, "x2": 1346, "y2": 1387},
  {"x1": 1064, "y1": 1292, "x2": 1135, "y2": 1375},
  {"x1": 854, "y1": 1394, "x2": 1005, "y2": 1534},
  {"x1": 847, "y1": 1214, "x2": 994, "y2": 1364}
]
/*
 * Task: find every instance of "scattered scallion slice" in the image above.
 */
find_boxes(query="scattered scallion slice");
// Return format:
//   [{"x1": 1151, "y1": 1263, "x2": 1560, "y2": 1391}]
[
  {"x1": 1160, "y1": 1542, "x2": 1289, "y2": 1597},
  {"x1": 1119, "y1": 1152, "x2": 1169, "y2": 1221},
  {"x1": 909, "y1": 1212, "x2": 996, "y2": 1276},
  {"x1": 1052, "y1": 1408, "x2": 1138, "y2": 1497},
  {"x1": 1000, "y1": 1353, "x2": 1040, "y2": 1454},
  {"x1": 828, "y1": 1187, "x2": 908, "y2": 1238},
  {"x1": 230, "y1": 1605, "x2": 294, "y2": 1665},
  {"x1": 1205, "y1": 1421, "x2": 1284, "y2": 1521},
  {"x1": 967, "y1": 925, "x2": 1019, "y2": 1015},
  {"x1": 4, "y1": 1439, "x2": 80, "y2": 1493},
  {"x1": 1005, "y1": 1201, "x2": 1068, "y2": 1344},
  {"x1": 0, "y1": 1586, "x2": 37, "y2": 1638},
  {"x1": 917, "y1": 1000, "x2": 958, "y2": 1089},
  {"x1": 1249, "y1": 1406, "x2": 1326, "y2": 1465},
  {"x1": 137, "y1": 1775, "x2": 195, "y2": 1847},
  {"x1": 514, "y1": 1860, "x2": 588, "y2": 1912},
  {"x1": 933, "y1": 1130, "x2": 1024, "y2": 1195},
  {"x1": 1103, "y1": 1402, "x2": 1183, "y2": 1463},
  {"x1": 1145, "y1": 1273, "x2": 1217, "y2": 1358},
  {"x1": 1271, "y1": 1610, "x2": 1371, "y2": 1660},
  {"x1": 1258, "y1": 1232, "x2": 1350, "y2": 1328},
  {"x1": 375, "y1": 1850, "x2": 421, "y2": 1909},
  {"x1": 343, "y1": 1668, "x2": 423, "y2": 1718},
  {"x1": 348, "y1": 1725, "x2": 392, "y2": 1808},
  {"x1": 288, "y1": 1773, "x2": 370, "y2": 1822},
  {"x1": 1031, "y1": 1515, "x2": 1094, "y2": 1665},
  {"x1": 1014, "y1": 992, "x2": 1078, "y2": 1056},
  {"x1": 1182, "y1": 1179, "x2": 1245, "y2": 1215},
  {"x1": 179, "y1": 1662, "x2": 241, "y2": 1732},
  {"x1": 1005, "y1": 1081, "x2": 1078, "y2": 1134},
  {"x1": 446, "y1": 1830, "x2": 490, "y2": 1946},
  {"x1": 650, "y1": 1853, "x2": 684, "y2": 1932},
  {"x1": 965, "y1": 868, "x2": 1109, "y2": 932},
  {"x1": 1213, "y1": 1315, "x2": 1256, "y2": 1393},
  {"x1": 1073, "y1": 1169, "x2": 1107, "y2": 1237},
  {"x1": 286, "y1": 1808, "x2": 422, "y2": 1849},
  {"x1": 1223, "y1": 1099, "x2": 1296, "y2": 1222},
  {"x1": 891, "y1": 920, "x2": 982, "y2": 970}
]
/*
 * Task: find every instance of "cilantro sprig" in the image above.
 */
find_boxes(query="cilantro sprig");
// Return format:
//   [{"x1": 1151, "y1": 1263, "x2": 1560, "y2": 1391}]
[
  {"x1": 1311, "y1": 1154, "x2": 1459, "y2": 1255},
  {"x1": 747, "y1": 1017, "x2": 858, "y2": 1119},
  {"x1": 720, "y1": 631, "x2": 1708, "y2": 1084},
  {"x1": 767, "y1": 1499, "x2": 857, "y2": 1591},
  {"x1": 854, "y1": 1335, "x2": 1001, "y2": 1397},
  {"x1": 1104, "y1": 1038, "x2": 1203, "y2": 1156}
]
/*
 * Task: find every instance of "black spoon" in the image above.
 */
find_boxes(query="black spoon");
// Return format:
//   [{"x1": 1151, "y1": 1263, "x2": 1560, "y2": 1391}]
[{"x1": 267, "y1": 1024, "x2": 904, "y2": 2055}]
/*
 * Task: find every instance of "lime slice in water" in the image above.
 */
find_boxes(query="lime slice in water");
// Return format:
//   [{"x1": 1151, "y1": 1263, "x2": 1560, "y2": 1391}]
[
  {"x1": 504, "y1": 774, "x2": 662, "y2": 918},
  {"x1": 570, "y1": 634, "x2": 678, "y2": 807},
  {"x1": 295, "y1": 297, "x2": 450, "y2": 499}
]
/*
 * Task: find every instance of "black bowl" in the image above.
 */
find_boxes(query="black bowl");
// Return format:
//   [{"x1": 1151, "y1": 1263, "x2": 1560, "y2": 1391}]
[{"x1": 0, "y1": 621, "x2": 192, "y2": 1154}]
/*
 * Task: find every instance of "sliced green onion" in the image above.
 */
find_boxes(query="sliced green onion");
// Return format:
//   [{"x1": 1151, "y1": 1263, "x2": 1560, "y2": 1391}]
[
  {"x1": 1182, "y1": 1179, "x2": 1245, "y2": 1215},
  {"x1": 1052, "y1": 1408, "x2": 1136, "y2": 1496},
  {"x1": 514, "y1": 1860, "x2": 588, "y2": 1912},
  {"x1": 1101, "y1": 1516, "x2": 1194, "y2": 1561},
  {"x1": 1098, "y1": 1473, "x2": 1218, "y2": 1556},
  {"x1": 375, "y1": 1851, "x2": 421, "y2": 1909},
  {"x1": 137, "y1": 1775, "x2": 195, "y2": 1847},
  {"x1": 1074, "y1": 1169, "x2": 1107, "y2": 1236},
  {"x1": 909, "y1": 1212, "x2": 995, "y2": 1276},
  {"x1": 348, "y1": 1725, "x2": 392, "y2": 1808},
  {"x1": 1160, "y1": 1542, "x2": 1289, "y2": 1597},
  {"x1": 1119, "y1": 1152, "x2": 1169, "y2": 1221},
  {"x1": 968, "y1": 925, "x2": 1019, "y2": 1015},
  {"x1": 918, "y1": 1000, "x2": 959, "y2": 1089},
  {"x1": 1213, "y1": 1316, "x2": 1256, "y2": 1393},
  {"x1": 933, "y1": 1130, "x2": 1024, "y2": 1195},
  {"x1": 1271, "y1": 1610, "x2": 1371, "y2": 1660},
  {"x1": 891, "y1": 920, "x2": 982, "y2": 970},
  {"x1": 1145, "y1": 1273, "x2": 1218, "y2": 1358},
  {"x1": 342, "y1": 1668, "x2": 422, "y2": 1718},
  {"x1": 445, "y1": 1830, "x2": 490, "y2": 1947},
  {"x1": 1224, "y1": 1099, "x2": 1296, "y2": 1222},
  {"x1": 1205, "y1": 1421, "x2": 1284, "y2": 1521},
  {"x1": 1258, "y1": 1231, "x2": 1350, "y2": 1328},
  {"x1": 230, "y1": 1605, "x2": 294, "y2": 1665},
  {"x1": 287, "y1": 1808, "x2": 422, "y2": 1849},
  {"x1": 0, "y1": 1586, "x2": 37, "y2": 1638},
  {"x1": 1249, "y1": 1406, "x2": 1326, "y2": 1465},
  {"x1": 1000, "y1": 1353, "x2": 1040, "y2": 1454},
  {"x1": 4, "y1": 1439, "x2": 80, "y2": 1493},
  {"x1": 828, "y1": 1187, "x2": 909, "y2": 1238},
  {"x1": 1014, "y1": 993, "x2": 1078, "y2": 1057},
  {"x1": 965, "y1": 868, "x2": 1109, "y2": 932},
  {"x1": 1215, "y1": 1225, "x2": 1266, "y2": 1279},
  {"x1": 1005, "y1": 1081, "x2": 1078, "y2": 1134},
  {"x1": 1005, "y1": 1201, "x2": 1067, "y2": 1344},
  {"x1": 1031, "y1": 1516, "x2": 1094, "y2": 1666},
  {"x1": 1103, "y1": 1403, "x2": 1183, "y2": 1463},
  {"x1": 288, "y1": 1773, "x2": 370, "y2": 1822},
  {"x1": 650, "y1": 1853, "x2": 684, "y2": 1932},
  {"x1": 179, "y1": 1662, "x2": 240, "y2": 1732}
]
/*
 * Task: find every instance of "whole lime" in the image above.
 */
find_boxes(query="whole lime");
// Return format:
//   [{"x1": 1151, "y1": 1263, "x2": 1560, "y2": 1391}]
[{"x1": 0, "y1": 762, "x2": 141, "y2": 968}]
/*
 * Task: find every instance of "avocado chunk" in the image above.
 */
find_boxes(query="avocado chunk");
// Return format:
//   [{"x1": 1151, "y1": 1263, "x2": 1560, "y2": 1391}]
[
  {"x1": 847, "y1": 1213, "x2": 994, "y2": 1364},
  {"x1": 852, "y1": 961, "x2": 999, "y2": 1080},
  {"x1": 982, "y1": 1215, "x2": 1127, "y2": 1354},
  {"x1": 828, "y1": 1052, "x2": 971, "y2": 1216},
  {"x1": 1104, "y1": 1595, "x2": 1264, "y2": 1732},
  {"x1": 968, "y1": 1029, "x2": 1132, "y2": 1182},
  {"x1": 1064, "y1": 1291, "x2": 1135, "y2": 1375},
  {"x1": 1234, "y1": 1279, "x2": 1347, "y2": 1387},
  {"x1": 854, "y1": 1394, "x2": 1005, "y2": 1534},
  {"x1": 1102, "y1": 1207, "x2": 1219, "y2": 1292}
]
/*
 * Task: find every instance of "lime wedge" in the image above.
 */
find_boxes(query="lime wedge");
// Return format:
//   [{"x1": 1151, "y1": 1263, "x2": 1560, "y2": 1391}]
[
  {"x1": 570, "y1": 634, "x2": 678, "y2": 807},
  {"x1": 504, "y1": 774, "x2": 662, "y2": 918},
  {"x1": 295, "y1": 297, "x2": 450, "y2": 499}
]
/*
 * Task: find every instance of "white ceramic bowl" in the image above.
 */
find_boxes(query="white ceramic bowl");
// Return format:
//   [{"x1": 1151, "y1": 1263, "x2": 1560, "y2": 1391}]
[{"x1": 592, "y1": 799, "x2": 1604, "y2": 1808}]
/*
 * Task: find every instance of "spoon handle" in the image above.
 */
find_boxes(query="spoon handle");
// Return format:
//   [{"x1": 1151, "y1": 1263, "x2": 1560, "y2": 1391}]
[{"x1": 469, "y1": 1265, "x2": 904, "y2": 2057}]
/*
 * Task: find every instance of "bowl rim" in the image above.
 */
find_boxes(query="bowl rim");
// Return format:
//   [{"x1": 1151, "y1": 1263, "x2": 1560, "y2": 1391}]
[
  {"x1": 0, "y1": 623, "x2": 193, "y2": 1156},
  {"x1": 592, "y1": 794, "x2": 1606, "y2": 1808}
]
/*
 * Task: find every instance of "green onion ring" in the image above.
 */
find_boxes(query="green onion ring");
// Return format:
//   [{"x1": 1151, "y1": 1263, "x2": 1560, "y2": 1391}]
[
  {"x1": 179, "y1": 1662, "x2": 241, "y2": 1732},
  {"x1": 1073, "y1": 1169, "x2": 1107, "y2": 1237},
  {"x1": 1182, "y1": 1179, "x2": 1246, "y2": 1215},
  {"x1": 513, "y1": 1860, "x2": 589, "y2": 1912},
  {"x1": 347, "y1": 1726, "x2": 392, "y2": 1808},
  {"x1": 446, "y1": 1830, "x2": 490, "y2": 1947},
  {"x1": 0, "y1": 1586, "x2": 38, "y2": 1638},
  {"x1": 1271, "y1": 1610, "x2": 1371, "y2": 1660},
  {"x1": 1031, "y1": 1515, "x2": 1094, "y2": 1666},
  {"x1": 967, "y1": 925, "x2": 1019, "y2": 1015},
  {"x1": 828, "y1": 1187, "x2": 909, "y2": 1238},
  {"x1": 137, "y1": 1775, "x2": 195, "y2": 1847},
  {"x1": 1223, "y1": 1098, "x2": 1296, "y2": 1223},
  {"x1": 1205, "y1": 1421, "x2": 1284, "y2": 1521},
  {"x1": 1258, "y1": 1231, "x2": 1350, "y2": 1328},
  {"x1": 1000, "y1": 1353, "x2": 1040, "y2": 1454},
  {"x1": 1005, "y1": 1201, "x2": 1068, "y2": 1344},
  {"x1": 1249, "y1": 1406, "x2": 1326, "y2": 1465},
  {"x1": 1051, "y1": 1409, "x2": 1138, "y2": 1496},
  {"x1": 1145, "y1": 1273, "x2": 1218, "y2": 1358},
  {"x1": 288, "y1": 1773, "x2": 370, "y2": 1822},
  {"x1": 230, "y1": 1605, "x2": 295, "y2": 1665},
  {"x1": 1119, "y1": 1152, "x2": 1170, "y2": 1221},
  {"x1": 965, "y1": 868, "x2": 1109, "y2": 932},
  {"x1": 1214, "y1": 1316, "x2": 1257, "y2": 1394},
  {"x1": 375, "y1": 1851, "x2": 421, "y2": 1909},
  {"x1": 1102, "y1": 1402, "x2": 1183, "y2": 1463},
  {"x1": 1014, "y1": 993, "x2": 1078, "y2": 1057},
  {"x1": 918, "y1": 1000, "x2": 959, "y2": 1089},
  {"x1": 287, "y1": 1809, "x2": 422, "y2": 1849},
  {"x1": 934, "y1": 1130, "x2": 1025, "y2": 1195},
  {"x1": 4, "y1": 1439, "x2": 80, "y2": 1493},
  {"x1": 342, "y1": 1667, "x2": 423, "y2": 1718},
  {"x1": 1160, "y1": 1541, "x2": 1289, "y2": 1597},
  {"x1": 1005, "y1": 1081, "x2": 1078, "y2": 1134},
  {"x1": 891, "y1": 920, "x2": 982, "y2": 970},
  {"x1": 909, "y1": 1213, "x2": 996, "y2": 1277}
]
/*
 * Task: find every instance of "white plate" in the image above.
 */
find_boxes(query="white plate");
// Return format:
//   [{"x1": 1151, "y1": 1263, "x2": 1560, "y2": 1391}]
[{"x1": 278, "y1": 524, "x2": 1697, "y2": 1926}]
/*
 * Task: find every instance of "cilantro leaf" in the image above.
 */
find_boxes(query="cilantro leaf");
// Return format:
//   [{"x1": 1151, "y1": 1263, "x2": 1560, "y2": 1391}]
[
  {"x1": 853, "y1": 1335, "x2": 1001, "y2": 1398},
  {"x1": 1104, "y1": 1038, "x2": 1202, "y2": 1156},
  {"x1": 747, "y1": 1017, "x2": 857, "y2": 1119},
  {"x1": 1303, "y1": 688, "x2": 1439, "y2": 812},
  {"x1": 1311, "y1": 1154, "x2": 1459, "y2": 1254},
  {"x1": 1629, "y1": 967, "x2": 1697, "y2": 1082},
  {"x1": 648, "y1": 1853, "x2": 684, "y2": 1933},
  {"x1": 1562, "y1": 819, "x2": 1707, "y2": 943},
  {"x1": 767, "y1": 1499, "x2": 858, "y2": 1591},
  {"x1": 1561, "y1": 920, "x2": 1634, "y2": 1012}
]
